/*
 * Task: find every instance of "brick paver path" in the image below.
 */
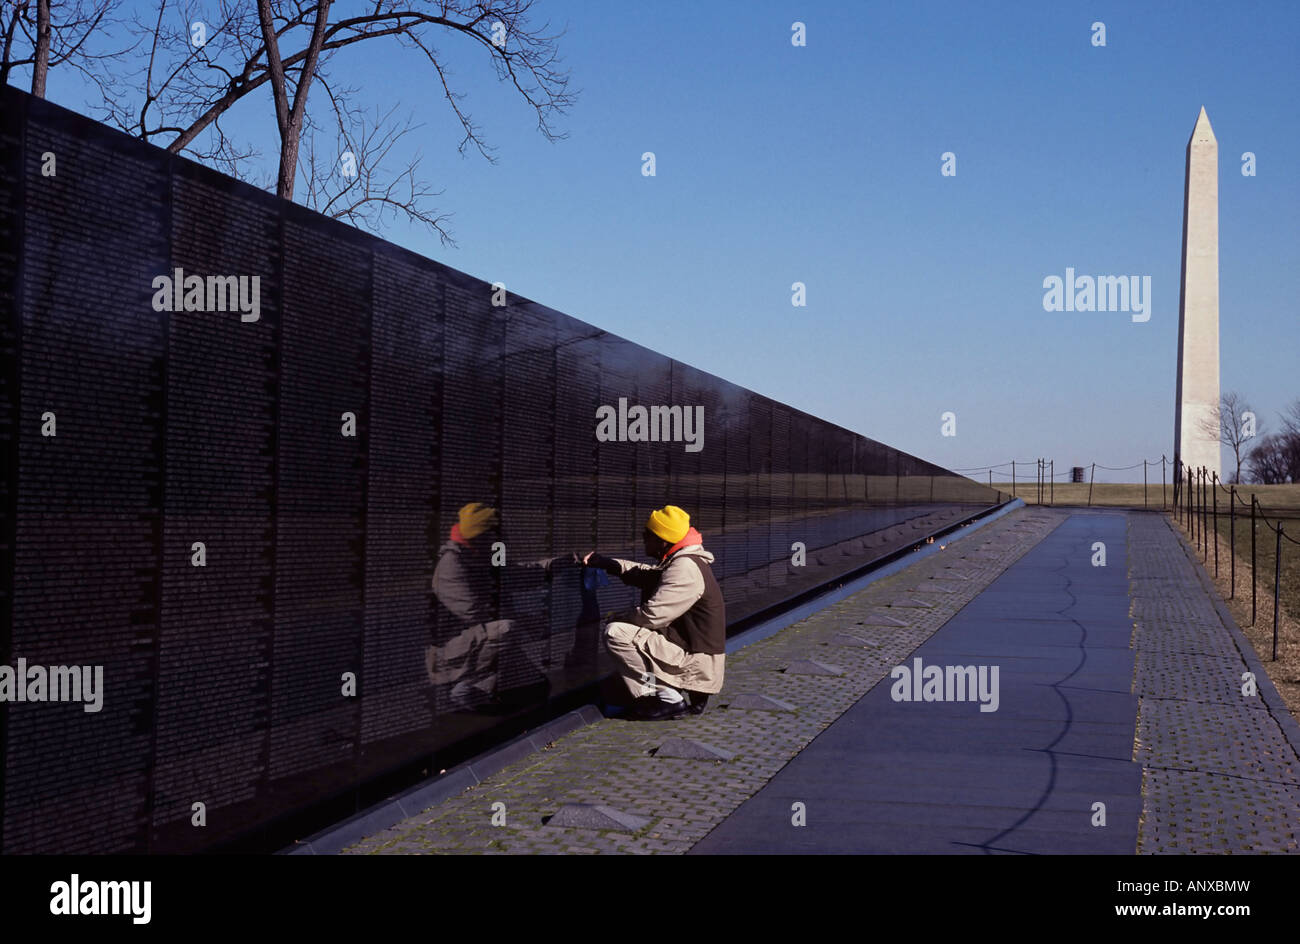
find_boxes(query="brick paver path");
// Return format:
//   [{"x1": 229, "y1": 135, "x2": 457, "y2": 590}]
[{"x1": 1130, "y1": 513, "x2": 1300, "y2": 853}]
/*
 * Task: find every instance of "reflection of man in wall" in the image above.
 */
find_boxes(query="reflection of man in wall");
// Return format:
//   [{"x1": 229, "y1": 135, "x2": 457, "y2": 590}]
[
  {"x1": 584, "y1": 505, "x2": 726, "y2": 721},
  {"x1": 426, "y1": 502, "x2": 513, "y2": 712}
]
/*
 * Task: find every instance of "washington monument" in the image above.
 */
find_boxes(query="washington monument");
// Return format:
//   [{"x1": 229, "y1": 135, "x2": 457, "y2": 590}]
[{"x1": 1174, "y1": 107, "x2": 1221, "y2": 480}]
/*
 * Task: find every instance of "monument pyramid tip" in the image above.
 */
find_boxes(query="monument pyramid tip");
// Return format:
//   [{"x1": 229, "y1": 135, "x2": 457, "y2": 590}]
[{"x1": 1190, "y1": 106, "x2": 1215, "y2": 144}]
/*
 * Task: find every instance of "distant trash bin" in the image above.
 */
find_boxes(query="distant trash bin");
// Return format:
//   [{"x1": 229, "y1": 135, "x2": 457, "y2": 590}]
[{"x1": 1071, "y1": 466, "x2": 1085, "y2": 483}]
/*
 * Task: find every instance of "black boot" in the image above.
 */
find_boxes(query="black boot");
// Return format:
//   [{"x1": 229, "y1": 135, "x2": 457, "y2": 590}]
[
  {"x1": 682, "y1": 691, "x2": 709, "y2": 715},
  {"x1": 628, "y1": 694, "x2": 689, "y2": 721}
]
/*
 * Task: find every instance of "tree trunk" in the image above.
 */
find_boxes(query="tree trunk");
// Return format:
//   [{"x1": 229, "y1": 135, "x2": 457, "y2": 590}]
[
  {"x1": 259, "y1": 0, "x2": 331, "y2": 201},
  {"x1": 31, "y1": 0, "x2": 49, "y2": 97},
  {"x1": 277, "y1": 133, "x2": 300, "y2": 200}
]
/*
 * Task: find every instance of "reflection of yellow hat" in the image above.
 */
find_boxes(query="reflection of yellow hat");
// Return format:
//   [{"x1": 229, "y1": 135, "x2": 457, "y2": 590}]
[
  {"x1": 646, "y1": 505, "x2": 690, "y2": 544},
  {"x1": 458, "y1": 502, "x2": 498, "y2": 540}
]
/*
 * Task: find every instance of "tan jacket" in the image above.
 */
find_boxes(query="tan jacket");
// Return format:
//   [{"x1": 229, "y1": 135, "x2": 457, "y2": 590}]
[{"x1": 608, "y1": 542, "x2": 727, "y2": 693}]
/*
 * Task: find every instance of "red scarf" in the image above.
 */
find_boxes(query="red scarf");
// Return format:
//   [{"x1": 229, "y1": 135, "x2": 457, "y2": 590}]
[{"x1": 662, "y1": 526, "x2": 703, "y2": 560}]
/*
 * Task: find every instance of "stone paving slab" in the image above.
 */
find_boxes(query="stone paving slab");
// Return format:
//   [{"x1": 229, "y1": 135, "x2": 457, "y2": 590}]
[
  {"x1": 695, "y1": 815, "x2": 1139, "y2": 855},
  {"x1": 339, "y1": 507, "x2": 1062, "y2": 854},
  {"x1": 693, "y1": 511, "x2": 1142, "y2": 854},
  {"x1": 802, "y1": 749, "x2": 1144, "y2": 793}
]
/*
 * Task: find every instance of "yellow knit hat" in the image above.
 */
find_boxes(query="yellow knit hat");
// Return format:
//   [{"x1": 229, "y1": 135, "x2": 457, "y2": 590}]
[
  {"x1": 646, "y1": 505, "x2": 690, "y2": 544},
  {"x1": 458, "y1": 502, "x2": 498, "y2": 540}
]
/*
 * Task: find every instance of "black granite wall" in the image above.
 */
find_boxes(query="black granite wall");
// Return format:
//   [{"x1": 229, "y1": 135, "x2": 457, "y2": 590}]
[{"x1": 0, "y1": 85, "x2": 1003, "y2": 852}]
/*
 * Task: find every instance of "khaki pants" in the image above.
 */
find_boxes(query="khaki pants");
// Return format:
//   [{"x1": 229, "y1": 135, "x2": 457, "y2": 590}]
[
  {"x1": 425, "y1": 619, "x2": 511, "y2": 695},
  {"x1": 603, "y1": 620, "x2": 725, "y2": 699}
]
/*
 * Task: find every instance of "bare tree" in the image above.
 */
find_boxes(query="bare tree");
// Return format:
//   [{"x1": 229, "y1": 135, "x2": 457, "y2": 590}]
[
  {"x1": 1197, "y1": 391, "x2": 1263, "y2": 484},
  {"x1": 1278, "y1": 398, "x2": 1300, "y2": 438},
  {"x1": 1247, "y1": 433, "x2": 1292, "y2": 485},
  {"x1": 91, "y1": 0, "x2": 575, "y2": 242},
  {"x1": 1275, "y1": 397, "x2": 1300, "y2": 482},
  {"x1": 1, "y1": 0, "x2": 125, "y2": 96}
]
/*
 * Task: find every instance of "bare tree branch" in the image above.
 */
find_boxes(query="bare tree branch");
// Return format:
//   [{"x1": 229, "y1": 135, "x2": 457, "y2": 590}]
[
  {"x1": 0, "y1": 2, "x2": 32, "y2": 87},
  {"x1": 73, "y1": 1, "x2": 576, "y2": 243},
  {"x1": 300, "y1": 75, "x2": 454, "y2": 245},
  {"x1": 2, "y1": 0, "x2": 125, "y2": 96}
]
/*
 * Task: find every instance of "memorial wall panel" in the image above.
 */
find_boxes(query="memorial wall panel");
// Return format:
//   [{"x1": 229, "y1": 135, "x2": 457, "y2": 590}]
[{"x1": 0, "y1": 87, "x2": 1004, "y2": 852}]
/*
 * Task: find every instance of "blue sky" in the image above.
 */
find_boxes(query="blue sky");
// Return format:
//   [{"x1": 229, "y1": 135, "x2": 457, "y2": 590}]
[{"x1": 32, "y1": 0, "x2": 1300, "y2": 481}]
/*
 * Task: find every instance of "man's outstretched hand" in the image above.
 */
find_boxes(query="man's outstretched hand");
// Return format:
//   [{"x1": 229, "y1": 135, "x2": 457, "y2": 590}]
[{"x1": 582, "y1": 552, "x2": 620, "y2": 574}]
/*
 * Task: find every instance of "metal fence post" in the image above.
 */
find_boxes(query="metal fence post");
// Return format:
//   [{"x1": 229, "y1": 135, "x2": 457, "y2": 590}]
[
  {"x1": 1204, "y1": 468, "x2": 1210, "y2": 560},
  {"x1": 1012, "y1": 460, "x2": 1016, "y2": 498},
  {"x1": 1196, "y1": 467, "x2": 1202, "y2": 557},
  {"x1": 1212, "y1": 473, "x2": 1218, "y2": 577},
  {"x1": 1180, "y1": 467, "x2": 1185, "y2": 524},
  {"x1": 1251, "y1": 495, "x2": 1257, "y2": 626},
  {"x1": 1144, "y1": 459, "x2": 1148, "y2": 509},
  {"x1": 1050, "y1": 459, "x2": 1054, "y2": 506},
  {"x1": 1273, "y1": 524, "x2": 1283, "y2": 661},
  {"x1": 1088, "y1": 463, "x2": 1095, "y2": 506},
  {"x1": 1178, "y1": 461, "x2": 1184, "y2": 522},
  {"x1": 1161, "y1": 456, "x2": 1166, "y2": 510},
  {"x1": 1229, "y1": 486, "x2": 1236, "y2": 599},
  {"x1": 1200, "y1": 467, "x2": 1207, "y2": 560}
]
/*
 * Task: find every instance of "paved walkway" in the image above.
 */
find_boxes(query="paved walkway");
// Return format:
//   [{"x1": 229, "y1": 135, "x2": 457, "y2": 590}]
[
  {"x1": 695, "y1": 510, "x2": 1141, "y2": 853},
  {"x1": 340, "y1": 507, "x2": 1300, "y2": 854},
  {"x1": 1130, "y1": 513, "x2": 1300, "y2": 853}
]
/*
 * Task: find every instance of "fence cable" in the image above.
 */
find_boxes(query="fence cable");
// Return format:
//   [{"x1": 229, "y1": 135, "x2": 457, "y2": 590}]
[{"x1": 1207, "y1": 474, "x2": 1299, "y2": 544}]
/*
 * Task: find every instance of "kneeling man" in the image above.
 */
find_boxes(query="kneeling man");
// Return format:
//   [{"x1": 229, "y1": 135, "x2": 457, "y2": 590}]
[{"x1": 584, "y1": 505, "x2": 725, "y2": 720}]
